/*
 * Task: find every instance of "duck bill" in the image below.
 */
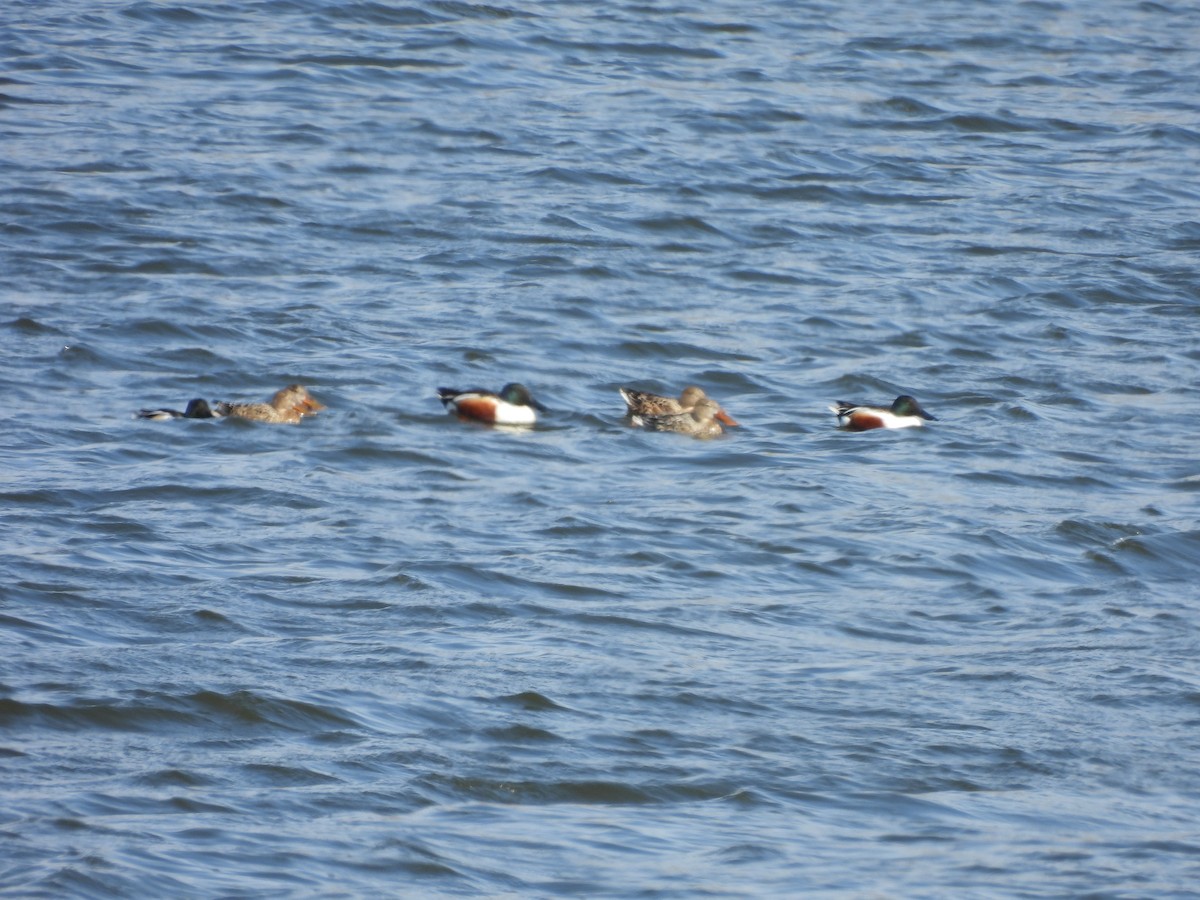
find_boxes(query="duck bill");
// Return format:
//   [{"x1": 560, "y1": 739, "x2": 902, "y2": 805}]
[
  {"x1": 303, "y1": 398, "x2": 327, "y2": 413},
  {"x1": 715, "y1": 409, "x2": 739, "y2": 427},
  {"x1": 920, "y1": 410, "x2": 937, "y2": 421}
]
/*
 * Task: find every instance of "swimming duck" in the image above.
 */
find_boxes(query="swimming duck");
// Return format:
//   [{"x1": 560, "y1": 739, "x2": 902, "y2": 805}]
[
  {"x1": 618, "y1": 385, "x2": 739, "y2": 426},
  {"x1": 215, "y1": 384, "x2": 325, "y2": 424},
  {"x1": 437, "y1": 383, "x2": 546, "y2": 426},
  {"x1": 137, "y1": 398, "x2": 222, "y2": 420},
  {"x1": 829, "y1": 395, "x2": 937, "y2": 431},
  {"x1": 632, "y1": 397, "x2": 725, "y2": 439}
]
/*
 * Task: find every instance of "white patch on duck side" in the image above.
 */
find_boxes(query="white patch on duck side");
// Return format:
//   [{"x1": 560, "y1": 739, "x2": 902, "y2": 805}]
[{"x1": 490, "y1": 401, "x2": 538, "y2": 426}]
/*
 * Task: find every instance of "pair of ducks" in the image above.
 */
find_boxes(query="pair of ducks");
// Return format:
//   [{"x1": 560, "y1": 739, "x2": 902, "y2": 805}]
[
  {"x1": 438, "y1": 383, "x2": 740, "y2": 437},
  {"x1": 137, "y1": 384, "x2": 325, "y2": 424},
  {"x1": 438, "y1": 384, "x2": 937, "y2": 436},
  {"x1": 139, "y1": 382, "x2": 937, "y2": 436}
]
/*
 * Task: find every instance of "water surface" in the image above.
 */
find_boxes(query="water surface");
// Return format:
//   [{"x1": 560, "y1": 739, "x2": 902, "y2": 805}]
[{"x1": 3, "y1": 0, "x2": 1200, "y2": 895}]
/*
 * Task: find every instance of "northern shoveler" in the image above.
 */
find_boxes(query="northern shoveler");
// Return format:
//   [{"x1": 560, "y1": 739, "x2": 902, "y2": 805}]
[
  {"x1": 137, "y1": 398, "x2": 222, "y2": 420},
  {"x1": 437, "y1": 383, "x2": 546, "y2": 426},
  {"x1": 215, "y1": 384, "x2": 325, "y2": 424},
  {"x1": 829, "y1": 395, "x2": 937, "y2": 431},
  {"x1": 632, "y1": 397, "x2": 725, "y2": 439},
  {"x1": 618, "y1": 385, "x2": 739, "y2": 426}
]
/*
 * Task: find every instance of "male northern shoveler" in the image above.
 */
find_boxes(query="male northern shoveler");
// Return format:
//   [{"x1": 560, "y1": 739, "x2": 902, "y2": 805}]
[
  {"x1": 829, "y1": 395, "x2": 937, "y2": 431},
  {"x1": 618, "y1": 385, "x2": 739, "y2": 426},
  {"x1": 437, "y1": 383, "x2": 546, "y2": 426},
  {"x1": 137, "y1": 398, "x2": 222, "y2": 420},
  {"x1": 215, "y1": 384, "x2": 325, "y2": 424},
  {"x1": 632, "y1": 397, "x2": 725, "y2": 439}
]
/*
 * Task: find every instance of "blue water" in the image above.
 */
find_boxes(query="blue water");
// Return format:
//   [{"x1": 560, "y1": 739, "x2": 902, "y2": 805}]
[{"x1": 4, "y1": 0, "x2": 1200, "y2": 896}]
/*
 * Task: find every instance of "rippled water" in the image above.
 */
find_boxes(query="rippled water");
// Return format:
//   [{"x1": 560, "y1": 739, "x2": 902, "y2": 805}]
[{"x1": 4, "y1": 0, "x2": 1200, "y2": 895}]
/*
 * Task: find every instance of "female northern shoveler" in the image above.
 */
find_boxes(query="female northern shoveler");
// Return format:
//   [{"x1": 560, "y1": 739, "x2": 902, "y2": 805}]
[
  {"x1": 137, "y1": 398, "x2": 222, "y2": 420},
  {"x1": 829, "y1": 395, "x2": 937, "y2": 431},
  {"x1": 632, "y1": 397, "x2": 725, "y2": 439},
  {"x1": 618, "y1": 385, "x2": 739, "y2": 426},
  {"x1": 437, "y1": 383, "x2": 546, "y2": 426},
  {"x1": 215, "y1": 384, "x2": 325, "y2": 424}
]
